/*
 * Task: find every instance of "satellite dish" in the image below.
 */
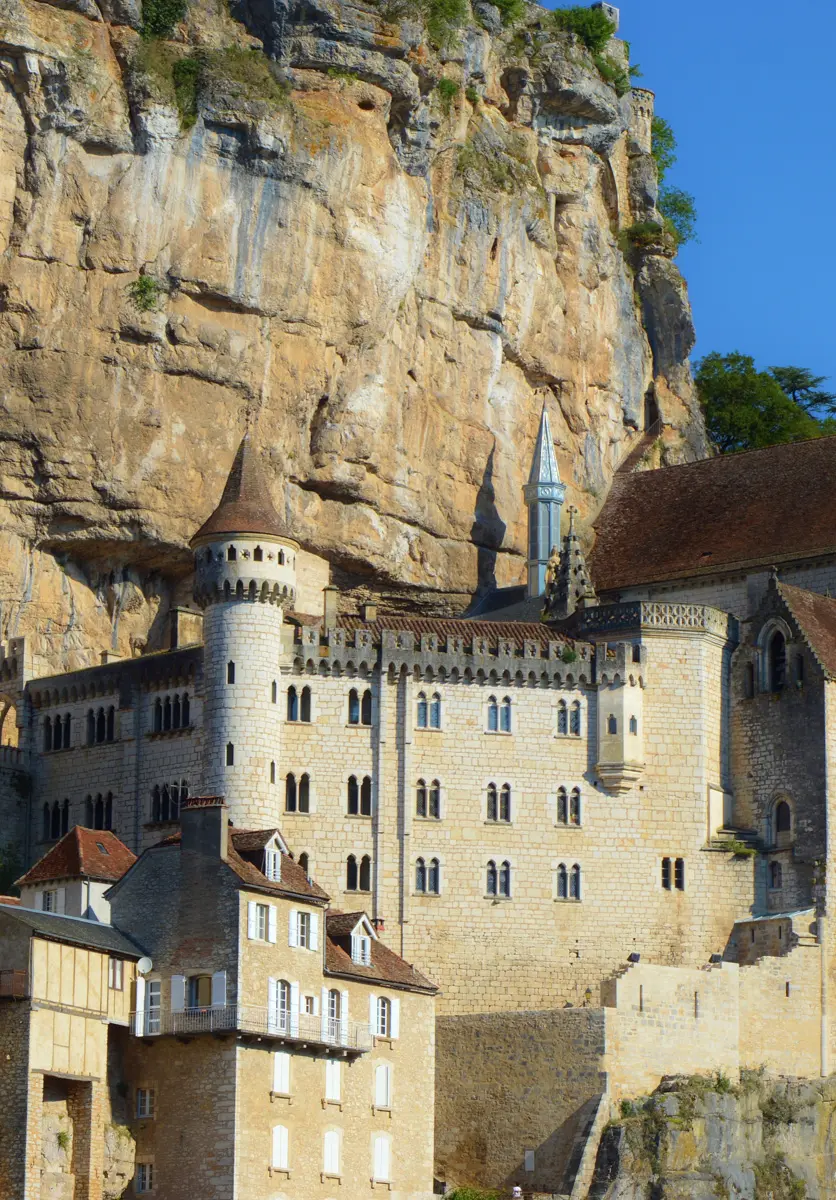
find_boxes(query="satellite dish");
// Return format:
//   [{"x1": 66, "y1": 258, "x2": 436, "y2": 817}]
[{"x1": 136, "y1": 957, "x2": 153, "y2": 976}]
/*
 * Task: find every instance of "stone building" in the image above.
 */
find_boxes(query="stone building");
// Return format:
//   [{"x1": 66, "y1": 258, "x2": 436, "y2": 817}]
[{"x1": 4, "y1": 422, "x2": 836, "y2": 1194}]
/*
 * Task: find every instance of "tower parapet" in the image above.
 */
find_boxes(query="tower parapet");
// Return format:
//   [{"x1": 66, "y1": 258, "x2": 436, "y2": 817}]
[{"x1": 628, "y1": 88, "x2": 655, "y2": 157}]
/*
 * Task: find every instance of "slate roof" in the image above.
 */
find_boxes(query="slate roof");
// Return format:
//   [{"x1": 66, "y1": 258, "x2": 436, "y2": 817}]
[
  {"x1": 16, "y1": 828, "x2": 136, "y2": 888},
  {"x1": 777, "y1": 582, "x2": 836, "y2": 679},
  {"x1": 325, "y1": 911, "x2": 437, "y2": 993},
  {"x1": 334, "y1": 613, "x2": 565, "y2": 648},
  {"x1": 0, "y1": 905, "x2": 142, "y2": 958},
  {"x1": 589, "y1": 437, "x2": 836, "y2": 593},
  {"x1": 191, "y1": 435, "x2": 297, "y2": 545}
]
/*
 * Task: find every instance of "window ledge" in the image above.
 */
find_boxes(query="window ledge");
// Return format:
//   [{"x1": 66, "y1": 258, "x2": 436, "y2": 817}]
[
  {"x1": 484, "y1": 730, "x2": 513, "y2": 737},
  {"x1": 371, "y1": 1180, "x2": 393, "y2": 1190},
  {"x1": 321, "y1": 1173, "x2": 342, "y2": 1184},
  {"x1": 44, "y1": 746, "x2": 74, "y2": 755},
  {"x1": 555, "y1": 824, "x2": 583, "y2": 831},
  {"x1": 485, "y1": 894, "x2": 512, "y2": 901},
  {"x1": 484, "y1": 820, "x2": 513, "y2": 827},
  {"x1": 554, "y1": 897, "x2": 583, "y2": 903},
  {"x1": 270, "y1": 1092, "x2": 293, "y2": 1105},
  {"x1": 268, "y1": 1167, "x2": 291, "y2": 1178},
  {"x1": 345, "y1": 889, "x2": 372, "y2": 896},
  {"x1": 554, "y1": 733, "x2": 582, "y2": 740},
  {"x1": 345, "y1": 723, "x2": 373, "y2": 730},
  {"x1": 345, "y1": 813, "x2": 373, "y2": 820},
  {"x1": 285, "y1": 719, "x2": 313, "y2": 726},
  {"x1": 321, "y1": 1098, "x2": 343, "y2": 1111},
  {"x1": 146, "y1": 726, "x2": 193, "y2": 740},
  {"x1": 413, "y1": 891, "x2": 442, "y2": 898},
  {"x1": 373, "y1": 1036, "x2": 394, "y2": 1049},
  {"x1": 415, "y1": 727, "x2": 443, "y2": 734},
  {"x1": 414, "y1": 815, "x2": 442, "y2": 823},
  {"x1": 283, "y1": 810, "x2": 312, "y2": 817}
]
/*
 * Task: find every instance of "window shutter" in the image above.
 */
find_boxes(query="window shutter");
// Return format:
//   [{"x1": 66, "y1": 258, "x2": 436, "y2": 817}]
[
  {"x1": 324, "y1": 1130, "x2": 340, "y2": 1175},
  {"x1": 373, "y1": 1134, "x2": 390, "y2": 1182},
  {"x1": 266, "y1": 905, "x2": 277, "y2": 944},
  {"x1": 340, "y1": 989, "x2": 349, "y2": 1045},
  {"x1": 368, "y1": 992, "x2": 377, "y2": 1032},
  {"x1": 56, "y1": 888, "x2": 66, "y2": 915},
  {"x1": 375, "y1": 1063, "x2": 391, "y2": 1108},
  {"x1": 35, "y1": 891, "x2": 43, "y2": 911},
  {"x1": 211, "y1": 971, "x2": 227, "y2": 1008},
  {"x1": 267, "y1": 977, "x2": 278, "y2": 1033},
  {"x1": 134, "y1": 975, "x2": 146, "y2": 1035},
  {"x1": 273, "y1": 1051, "x2": 290, "y2": 1095},
  {"x1": 272, "y1": 1124, "x2": 288, "y2": 1171},
  {"x1": 287, "y1": 908, "x2": 297, "y2": 947},
  {"x1": 390, "y1": 997, "x2": 400, "y2": 1039},
  {"x1": 171, "y1": 975, "x2": 186, "y2": 1014},
  {"x1": 247, "y1": 901, "x2": 257, "y2": 939},
  {"x1": 289, "y1": 981, "x2": 300, "y2": 1037},
  {"x1": 325, "y1": 1058, "x2": 341, "y2": 1102},
  {"x1": 320, "y1": 986, "x2": 329, "y2": 1041},
  {"x1": 310, "y1": 912, "x2": 319, "y2": 952}
]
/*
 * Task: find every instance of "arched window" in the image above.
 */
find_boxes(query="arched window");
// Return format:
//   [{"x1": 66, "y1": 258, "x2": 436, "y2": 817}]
[
  {"x1": 557, "y1": 787, "x2": 568, "y2": 825},
  {"x1": 500, "y1": 696, "x2": 512, "y2": 733},
  {"x1": 85, "y1": 795, "x2": 93, "y2": 827},
  {"x1": 416, "y1": 780, "x2": 427, "y2": 818},
  {"x1": 557, "y1": 700, "x2": 568, "y2": 735},
  {"x1": 629, "y1": 715, "x2": 638, "y2": 735},
  {"x1": 499, "y1": 784, "x2": 511, "y2": 823},
  {"x1": 570, "y1": 788, "x2": 581, "y2": 826},
  {"x1": 301, "y1": 687, "x2": 312, "y2": 722},
  {"x1": 499, "y1": 860, "x2": 511, "y2": 897},
  {"x1": 487, "y1": 695, "x2": 498, "y2": 732},
  {"x1": 327, "y1": 988, "x2": 341, "y2": 1038},
  {"x1": 415, "y1": 857, "x2": 426, "y2": 892},
  {"x1": 153, "y1": 699, "x2": 162, "y2": 733},
  {"x1": 105, "y1": 793, "x2": 113, "y2": 830},
  {"x1": 359, "y1": 855, "x2": 372, "y2": 891},
  {"x1": 487, "y1": 783, "x2": 498, "y2": 822},
  {"x1": 348, "y1": 689, "x2": 360, "y2": 725},
  {"x1": 96, "y1": 708, "x2": 106, "y2": 743},
  {"x1": 744, "y1": 663, "x2": 755, "y2": 700},
  {"x1": 271, "y1": 680, "x2": 278, "y2": 705},
  {"x1": 346, "y1": 855, "x2": 358, "y2": 890},
  {"x1": 172, "y1": 694, "x2": 181, "y2": 729},
  {"x1": 254, "y1": 545, "x2": 263, "y2": 562},
  {"x1": 42, "y1": 803, "x2": 50, "y2": 841},
  {"x1": 179, "y1": 780, "x2": 188, "y2": 810},
  {"x1": 347, "y1": 776, "x2": 359, "y2": 815},
  {"x1": 299, "y1": 774, "x2": 310, "y2": 813},
  {"x1": 360, "y1": 776, "x2": 372, "y2": 817},
  {"x1": 776, "y1": 801, "x2": 791, "y2": 835},
  {"x1": 430, "y1": 693, "x2": 441, "y2": 729},
  {"x1": 428, "y1": 857, "x2": 440, "y2": 894},
  {"x1": 270, "y1": 761, "x2": 276, "y2": 784},
  {"x1": 52, "y1": 718, "x2": 62, "y2": 751},
  {"x1": 287, "y1": 686, "x2": 298, "y2": 722},
  {"x1": 770, "y1": 861, "x2": 783, "y2": 890},
  {"x1": 557, "y1": 863, "x2": 568, "y2": 899},
  {"x1": 416, "y1": 692, "x2": 428, "y2": 729},
  {"x1": 376, "y1": 996, "x2": 391, "y2": 1037},
  {"x1": 151, "y1": 786, "x2": 161, "y2": 822},
  {"x1": 163, "y1": 697, "x2": 171, "y2": 731},
  {"x1": 227, "y1": 546, "x2": 236, "y2": 562},
  {"x1": 61, "y1": 799, "x2": 69, "y2": 836},
  {"x1": 285, "y1": 774, "x2": 297, "y2": 813},
  {"x1": 226, "y1": 742, "x2": 234, "y2": 767},
  {"x1": 486, "y1": 860, "x2": 497, "y2": 896},
  {"x1": 94, "y1": 795, "x2": 104, "y2": 830},
  {"x1": 607, "y1": 714, "x2": 617, "y2": 735},
  {"x1": 298, "y1": 852, "x2": 309, "y2": 876},
  {"x1": 278, "y1": 549, "x2": 285, "y2": 566},
  {"x1": 50, "y1": 801, "x2": 61, "y2": 840},
  {"x1": 227, "y1": 661, "x2": 236, "y2": 686},
  {"x1": 161, "y1": 784, "x2": 171, "y2": 822},
  {"x1": 182, "y1": 692, "x2": 190, "y2": 727},
  {"x1": 570, "y1": 864, "x2": 581, "y2": 899},
  {"x1": 43, "y1": 716, "x2": 52, "y2": 753},
  {"x1": 361, "y1": 689, "x2": 372, "y2": 726},
  {"x1": 87, "y1": 709, "x2": 96, "y2": 744},
  {"x1": 570, "y1": 701, "x2": 581, "y2": 737},
  {"x1": 769, "y1": 631, "x2": 786, "y2": 692},
  {"x1": 429, "y1": 780, "x2": 441, "y2": 819},
  {"x1": 275, "y1": 979, "x2": 290, "y2": 1032}
]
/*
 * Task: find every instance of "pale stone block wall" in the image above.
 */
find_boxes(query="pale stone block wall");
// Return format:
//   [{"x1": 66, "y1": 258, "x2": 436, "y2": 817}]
[{"x1": 738, "y1": 944, "x2": 822, "y2": 1077}]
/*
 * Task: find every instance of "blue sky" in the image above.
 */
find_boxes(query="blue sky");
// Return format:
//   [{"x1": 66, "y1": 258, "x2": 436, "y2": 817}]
[{"x1": 551, "y1": 1, "x2": 836, "y2": 385}]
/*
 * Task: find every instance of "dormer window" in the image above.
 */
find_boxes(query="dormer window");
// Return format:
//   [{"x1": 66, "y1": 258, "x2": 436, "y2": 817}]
[
  {"x1": 351, "y1": 932, "x2": 372, "y2": 965},
  {"x1": 96, "y1": 842, "x2": 108, "y2": 855},
  {"x1": 265, "y1": 849, "x2": 281, "y2": 882}
]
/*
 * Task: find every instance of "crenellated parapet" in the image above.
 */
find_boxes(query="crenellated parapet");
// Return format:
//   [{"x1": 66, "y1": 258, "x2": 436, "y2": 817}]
[{"x1": 192, "y1": 537, "x2": 297, "y2": 609}]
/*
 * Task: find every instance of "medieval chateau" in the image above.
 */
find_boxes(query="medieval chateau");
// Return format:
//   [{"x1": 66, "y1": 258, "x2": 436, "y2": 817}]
[{"x1": 3, "y1": 411, "x2": 836, "y2": 1200}]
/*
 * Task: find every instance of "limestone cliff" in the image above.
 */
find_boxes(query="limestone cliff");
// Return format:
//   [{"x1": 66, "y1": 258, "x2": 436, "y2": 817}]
[{"x1": 0, "y1": 0, "x2": 705, "y2": 674}]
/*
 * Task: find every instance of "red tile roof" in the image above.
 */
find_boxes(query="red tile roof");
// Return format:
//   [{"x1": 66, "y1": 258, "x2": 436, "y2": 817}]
[
  {"x1": 589, "y1": 437, "x2": 836, "y2": 593},
  {"x1": 333, "y1": 614, "x2": 566, "y2": 649},
  {"x1": 778, "y1": 583, "x2": 836, "y2": 679},
  {"x1": 191, "y1": 435, "x2": 297, "y2": 546},
  {"x1": 16, "y1": 828, "x2": 136, "y2": 888},
  {"x1": 0, "y1": 896, "x2": 20, "y2": 906},
  {"x1": 325, "y1": 911, "x2": 437, "y2": 993}
]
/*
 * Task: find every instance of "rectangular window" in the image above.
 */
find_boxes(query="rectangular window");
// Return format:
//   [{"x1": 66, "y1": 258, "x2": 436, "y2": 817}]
[
  {"x1": 661, "y1": 857, "x2": 671, "y2": 890},
  {"x1": 297, "y1": 911, "x2": 311, "y2": 949},
  {"x1": 304, "y1": 994, "x2": 316, "y2": 1015},
  {"x1": 265, "y1": 850, "x2": 280, "y2": 881},
  {"x1": 136, "y1": 1088, "x2": 155, "y2": 1119},
  {"x1": 146, "y1": 981, "x2": 161, "y2": 1035},
  {"x1": 256, "y1": 904, "x2": 268, "y2": 941},
  {"x1": 372, "y1": 1134, "x2": 391, "y2": 1183},
  {"x1": 271, "y1": 1124, "x2": 289, "y2": 1172},
  {"x1": 41, "y1": 890, "x2": 57, "y2": 913},
  {"x1": 524, "y1": 1149, "x2": 535, "y2": 1172},
  {"x1": 136, "y1": 1163, "x2": 154, "y2": 1193},
  {"x1": 325, "y1": 1058, "x2": 341, "y2": 1103},
  {"x1": 108, "y1": 958, "x2": 124, "y2": 991},
  {"x1": 187, "y1": 975, "x2": 212, "y2": 1009},
  {"x1": 323, "y1": 1130, "x2": 341, "y2": 1177},
  {"x1": 674, "y1": 858, "x2": 685, "y2": 891},
  {"x1": 374, "y1": 1063, "x2": 391, "y2": 1109}
]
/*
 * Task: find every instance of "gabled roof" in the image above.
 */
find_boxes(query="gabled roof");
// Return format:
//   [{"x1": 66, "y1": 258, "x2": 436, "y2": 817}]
[
  {"x1": 589, "y1": 437, "x2": 836, "y2": 593},
  {"x1": 776, "y1": 582, "x2": 836, "y2": 679},
  {"x1": 16, "y1": 828, "x2": 136, "y2": 888},
  {"x1": 190, "y1": 434, "x2": 297, "y2": 546},
  {"x1": 0, "y1": 905, "x2": 142, "y2": 958},
  {"x1": 325, "y1": 911, "x2": 437, "y2": 993},
  {"x1": 326, "y1": 911, "x2": 377, "y2": 940}
]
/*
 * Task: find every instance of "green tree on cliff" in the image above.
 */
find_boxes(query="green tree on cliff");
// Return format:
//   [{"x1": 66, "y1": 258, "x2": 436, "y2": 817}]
[{"x1": 696, "y1": 352, "x2": 835, "y2": 453}]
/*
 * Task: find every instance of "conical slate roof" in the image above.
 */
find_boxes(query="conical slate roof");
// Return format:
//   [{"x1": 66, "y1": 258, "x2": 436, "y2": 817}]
[
  {"x1": 191, "y1": 435, "x2": 297, "y2": 545},
  {"x1": 527, "y1": 404, "x2": 561, "y2": 486}
]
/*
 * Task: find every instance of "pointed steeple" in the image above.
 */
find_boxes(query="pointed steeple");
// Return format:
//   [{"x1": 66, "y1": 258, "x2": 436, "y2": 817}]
[
  {"x1": 545, "y1": 505, "x2": 598, "y2": 621},
  {"x1": 523, "y1": 403, "x2": 566, "y2": 598},
  {"x1": 191, "y1": 435, "x2": 296, "y2": 546}
]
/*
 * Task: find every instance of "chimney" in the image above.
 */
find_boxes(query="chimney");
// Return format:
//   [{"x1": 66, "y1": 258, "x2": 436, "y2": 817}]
[
  {"x1": 180, "y1": 796, "x2": 229, "y2": 862},
  {"x1": 361, "y1": 601, "x2": 377, "y2": 622},
  {"x1": 169, "y1": 607, "x2": 204, "y2": 649},
  {"x1": 323, "y1": 586, "x2": 339, "y2": 630}
]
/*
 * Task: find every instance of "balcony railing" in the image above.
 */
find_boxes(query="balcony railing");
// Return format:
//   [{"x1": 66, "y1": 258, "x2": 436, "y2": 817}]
[
  {"x1": 130, "y1": 1005, "x2": 371, "y2": 1051},
  {"x1": 0, "y1": 970, "x2": 29, "y2": 999}
]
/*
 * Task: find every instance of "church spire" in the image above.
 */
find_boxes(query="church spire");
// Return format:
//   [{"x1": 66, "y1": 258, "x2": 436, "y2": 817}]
[
  {"x1": 544, "y1": 505, "x2": 598, "y2": 621},
  {"x1": 523, "y1": 403, "x2": 566, "y2": 598}
]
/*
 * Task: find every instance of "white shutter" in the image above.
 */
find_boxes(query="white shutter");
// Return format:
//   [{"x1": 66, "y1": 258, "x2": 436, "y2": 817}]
[
  {"x1": 350, "y1": 933, "x2": 359, "y2": 963},
  {"x1": 375, "y1": 1063, "x2": 391, "y2": 1108},
  {"x1": 272, "y1": 1124, "x2": 288, "y2": 1170},
  {"x1": 373, "y1": 1134, "x2": 390, "y2": 1182},
  {"x1": 390, "y1": 997, "x2": 400, "y2": 1039},
  {"x1": 320, "y1": 986, "x2": 329, "y2": 1041},
  {"x1": 310, "y1": 912, "x2": 319, "y2": 952},
  {"x1": 267, "y1": 977, "x2": 278, "y2": 1033},
  {"x1": 247, "y1": 901, "x2": 257, "y2": 939},
  {"x1": 171, "y1": 975, "x2": 186, "y2": 1014},
  {"x1": 211, "y1": 971, "x2": 227, "y2": 1008},
  {"x1": 340, "y1": 989, "x2": 349, "y2": 1046},
  {"x1": 325, "y1": 1058, "x2": 341, "y2": 1102},
  {"x1": 134, "y1": 975, "x2": 146, "y2": 1035},
  {"x1": 368, "y1": 992, "x2": 377, "y2": 1034},
  {"x1": 273, "y1": 1051, "x2": 290, "y2": 1095},
  {"x1": 268, "y1": 905, "x2": 277, "y2": 945},
  {"x1": 324, "y1": 1130, "x2": 340, "y2": 1175},
  {"x1": 289, "y1": 981, "x2": 300, "y2": 1037},
  {"x1": 288, "y1": 908, "x2": 297, "y2": 947},
  {"x1": 56, "y1": 888, "x2": 66, "y2": 915}
]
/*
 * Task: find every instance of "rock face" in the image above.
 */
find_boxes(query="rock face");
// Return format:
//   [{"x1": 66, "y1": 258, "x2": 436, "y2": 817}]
[
  {"x1": 0, "y1": 0, "x2": 706, "y2": 673},
  {"x1": 592, "y1": 1074, "x2": 836, "y2": 1200}
]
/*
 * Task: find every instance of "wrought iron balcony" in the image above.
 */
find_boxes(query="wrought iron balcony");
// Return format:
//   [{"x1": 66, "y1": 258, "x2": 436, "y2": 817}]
[
  {"x1": 0, "y1": 970, "x2": 28, "y2": 999},
  {"x1": 130, "y1": 1005, "x2": 371, "y2": 1051}
]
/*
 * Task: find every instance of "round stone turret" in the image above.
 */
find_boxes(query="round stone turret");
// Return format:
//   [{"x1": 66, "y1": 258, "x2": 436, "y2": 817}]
[{"x1": 190, "y1": 435, "x2": 297, "y2": 827}]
